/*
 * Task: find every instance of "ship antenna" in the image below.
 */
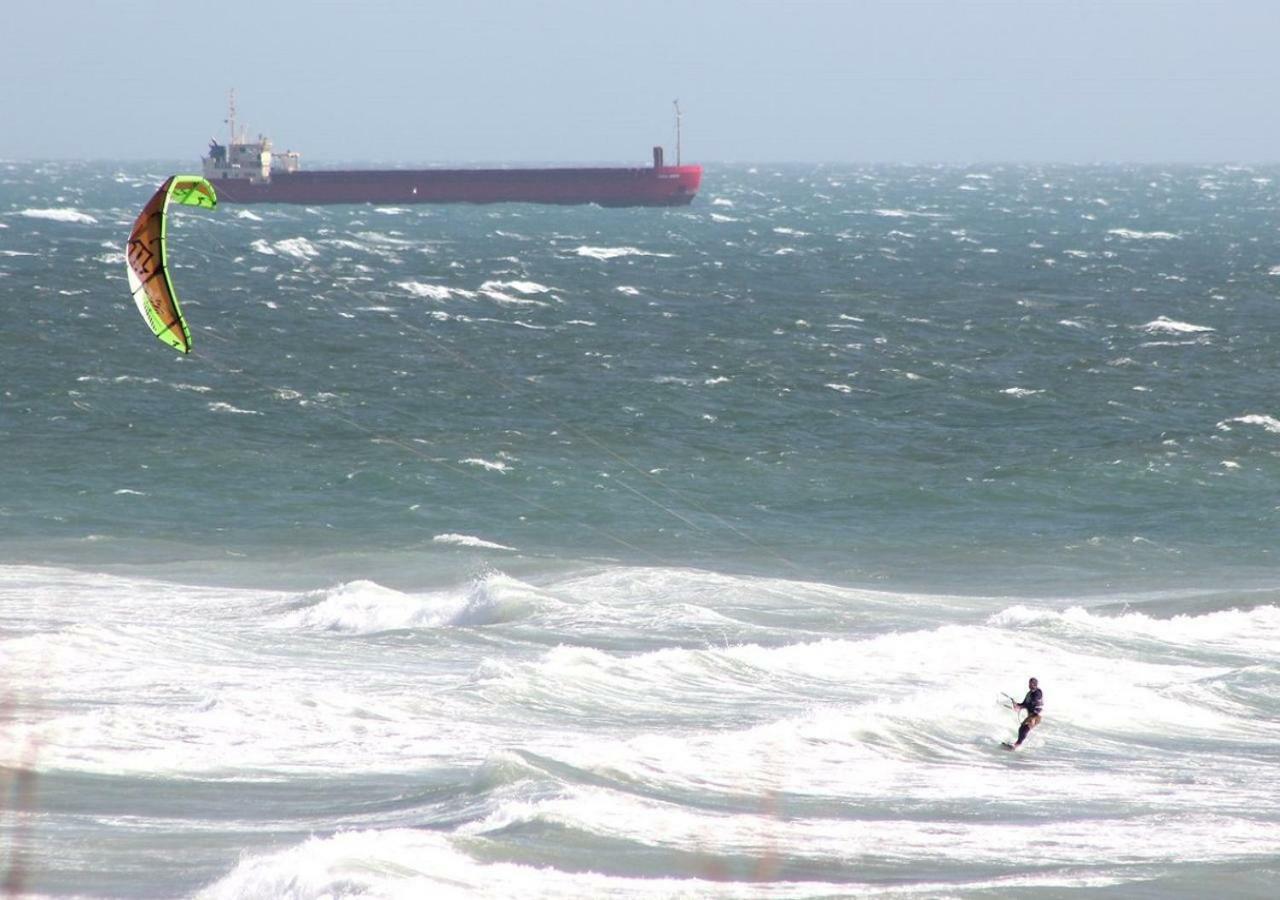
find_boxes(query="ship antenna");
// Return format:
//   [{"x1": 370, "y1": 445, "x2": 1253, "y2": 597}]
[
  {"x1": 226, "y1": 88, "x2": 237, "y2": 146},
  {"x1": 673, "y1": 99, "x2": 682, "y2": 166}
]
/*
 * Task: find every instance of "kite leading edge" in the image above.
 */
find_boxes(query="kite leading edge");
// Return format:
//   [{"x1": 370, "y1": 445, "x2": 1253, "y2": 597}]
[{"x1": 125, "y1": 176, "x2": 217, "y2": 353}]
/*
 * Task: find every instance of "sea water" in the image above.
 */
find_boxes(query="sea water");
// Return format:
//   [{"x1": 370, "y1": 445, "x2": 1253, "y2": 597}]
[{"x1": 2, "y1": 161, "x2": 1279, "y2": 897}]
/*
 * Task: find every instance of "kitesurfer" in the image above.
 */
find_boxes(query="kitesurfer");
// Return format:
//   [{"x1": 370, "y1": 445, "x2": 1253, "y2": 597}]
[{"x1": 1010, "y1": 677, "x2": 1043, "y2": 748}]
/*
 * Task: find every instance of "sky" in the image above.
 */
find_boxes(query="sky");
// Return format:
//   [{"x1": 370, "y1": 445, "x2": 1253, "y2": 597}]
[{"x1": 5, "y1": 0, "x2": 1280, "y2": 164}]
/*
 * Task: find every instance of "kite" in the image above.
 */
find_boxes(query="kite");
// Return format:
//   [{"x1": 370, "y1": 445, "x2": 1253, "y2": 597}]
[{"x1": 125, "y1": 176, "x2": 217, "y2": 353}]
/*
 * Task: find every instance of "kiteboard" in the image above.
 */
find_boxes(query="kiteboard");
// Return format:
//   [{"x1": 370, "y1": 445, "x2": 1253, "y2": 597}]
[{"x1": 1000, "y1": 741, "x2": 1017, "y2": 751}]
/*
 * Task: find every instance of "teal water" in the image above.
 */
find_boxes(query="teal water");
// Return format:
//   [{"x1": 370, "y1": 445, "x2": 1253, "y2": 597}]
[
  {"x1": 8, "y1": 163, "x2": 1280, "y2": 590},
  {"x1": 2, "y1": 162, "x2": 1279, "y2": 897}
]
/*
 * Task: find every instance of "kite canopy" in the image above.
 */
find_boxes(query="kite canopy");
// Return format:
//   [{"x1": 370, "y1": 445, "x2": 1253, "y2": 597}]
[{"x1": 125, "y1": 176, "x2": 217, "y2": 353}]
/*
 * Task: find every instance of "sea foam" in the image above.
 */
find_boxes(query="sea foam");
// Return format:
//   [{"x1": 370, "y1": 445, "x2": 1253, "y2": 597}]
[
  {"x1": 280, "y1": 575, "x2": 542, "y2": 633},
  {"x1": 573, "y1": 246, "x2": 673, "y2": 260},
  {"x1": 1139, "y1": 316, "x2": 1214, "y2": 335},
  {"x1": 396, "y1": 281, "x2": 476, "y2": 301},
  {"x1": 1108, "y1": 228, "x2": 1180, "y2": 240},
  {"x1": 433, "y1": 533, "x2": 517, "y2": 551},
  {"x1": 1217, "y1": 414, "x2": 1280, "y2": 434},
  {"x1": 19, "y1": 207, "x2": 97, "y2": 224}
]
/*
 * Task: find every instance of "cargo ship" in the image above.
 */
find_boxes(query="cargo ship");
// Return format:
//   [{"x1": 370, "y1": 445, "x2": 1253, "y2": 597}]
[{"x1": 203, "y1": 95, "x2": 701, "y2": 207}]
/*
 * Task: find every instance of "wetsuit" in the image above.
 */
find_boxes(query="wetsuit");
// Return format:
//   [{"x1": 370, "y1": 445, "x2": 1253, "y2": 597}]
[{"x1": 1016, "y1": 687, "x2": 1043, "y2": 745}]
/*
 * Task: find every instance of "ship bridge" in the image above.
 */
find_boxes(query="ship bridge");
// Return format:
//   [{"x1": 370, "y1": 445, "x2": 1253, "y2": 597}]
[{"x1": 204, "y1": 135, "x2": 300, "y2": 184}]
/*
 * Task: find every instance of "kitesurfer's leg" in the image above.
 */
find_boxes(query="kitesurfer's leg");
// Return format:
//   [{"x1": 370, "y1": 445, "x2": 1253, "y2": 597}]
[{"x1": 1015, "y1": 713, "x2": 1040, "y2": 746}]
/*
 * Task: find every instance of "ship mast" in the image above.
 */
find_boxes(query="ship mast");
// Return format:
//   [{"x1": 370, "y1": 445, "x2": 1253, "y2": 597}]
[
  {"x1": 673, "y1": 99, "x2": 682, "y2": 166},
  {"x1": 226, "y1": 88, "x2": 237, "y2": 146}
]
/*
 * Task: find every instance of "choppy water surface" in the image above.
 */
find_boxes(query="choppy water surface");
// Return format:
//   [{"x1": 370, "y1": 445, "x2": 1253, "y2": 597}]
[{"x1": 2, "y1": 161, "x2": 1279, "y2": 897}]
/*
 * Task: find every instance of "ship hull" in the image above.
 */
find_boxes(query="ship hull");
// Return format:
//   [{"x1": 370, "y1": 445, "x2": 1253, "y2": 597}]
[{"x1": 210, "y1": 165, "x2": 702, "y2": 206}]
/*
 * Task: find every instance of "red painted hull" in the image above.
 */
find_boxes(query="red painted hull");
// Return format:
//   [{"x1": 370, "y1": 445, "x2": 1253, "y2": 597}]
[{"x1": 211, "y1": 165, "x2": 702, "y2": 206}]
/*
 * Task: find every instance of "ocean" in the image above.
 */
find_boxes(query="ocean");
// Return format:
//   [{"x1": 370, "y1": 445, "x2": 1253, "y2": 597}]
[{"x1": 2, "y1": 160, "x2": 1279, "y2": 897}]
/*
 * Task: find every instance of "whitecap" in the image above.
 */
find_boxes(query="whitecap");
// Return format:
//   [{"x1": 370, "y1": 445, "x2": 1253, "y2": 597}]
[
  {"x1": 573, "y1": 245, "x2": 673, "y2": 260},
  {"x1": 273, "y1": 237, "x2": 319, "y2": 260},
  {"x1": 18, "y1": 208, "x2": 97, "y2": 224},
  {"x1": 325, "y1": 238, "x2": 369, "y2": 252},
  {"x1": 352, "y1": 230, "x2": 414, "y2": 247},
  {"x1": 484, "y1": 280, "x2": 551, "y2": 295},
  {"x1": 1108, "y1": 228, "x2": 1180, "y2": 240},
  {"x1": 873, "y1": 208, "x2": 944, "y2": 219},
  {"x1": 1001, "y1": 387, "x2": 1043, "y2": 398},
  {"x1": 459, "y1": 458, "x2": 510, "y2": 473},
  {"x1": 207, "y1": 402, "x2": 262, "y2": 416},
  {"x1": 234, "y1": 210, "x2": 263, "y2": 221},
  {"x1": 988, "y1": 603, "x2": 1280, "y2": 651},
  {"x1": 279, "y1": 576, "x2": 538, "y2": 633},
  {"x1": 500, "y1": 320, "x2": 546, "y2": 330},
  {"x1": 1217, "y1": 414, "x2": 1280, "y2": 434},
  {"x1": 113, "y1": 375, "x2": 161, "y2": 385},
  {"x1": 433, "y1": 533, "x2": 517, "y2": 551},
  {"x1": 477, "y1": 285, "x2": 548, "y2": 307},
  {"x1": 1139, "y1": 316, "x2": 1214, "y2": 335},
  {"x1": 396, "y1": 281, "x2": 476, "y2": 301},
  {"x1": 478, "y1": 281, "x2": 553, "y2": 307}
]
